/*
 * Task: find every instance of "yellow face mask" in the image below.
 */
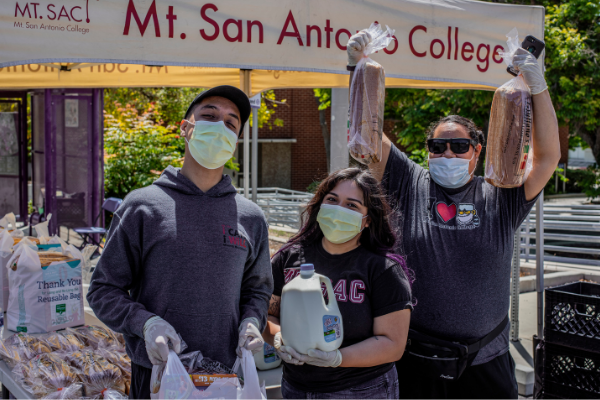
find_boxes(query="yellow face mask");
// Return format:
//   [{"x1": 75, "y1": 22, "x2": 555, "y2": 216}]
[
  {"x1": 184, "y1": 120, "x2": 238, "y2": 170},
  {"x1": 317, "y1": 204, "x2": 367, "y2": 244}
]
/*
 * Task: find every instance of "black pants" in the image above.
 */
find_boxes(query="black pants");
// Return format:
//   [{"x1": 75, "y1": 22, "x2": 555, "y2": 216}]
[
  {"x1": 396, "y1": 351, "x2": 518, "y2": 399},
  {"x1": 130, "y1": 362, "x2": 152, "y2": 400}
]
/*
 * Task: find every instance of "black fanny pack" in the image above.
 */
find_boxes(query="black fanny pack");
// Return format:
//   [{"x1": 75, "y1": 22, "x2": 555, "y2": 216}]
[{"x1": 404, "y1": 316, "x2": 509, "y2": 381}]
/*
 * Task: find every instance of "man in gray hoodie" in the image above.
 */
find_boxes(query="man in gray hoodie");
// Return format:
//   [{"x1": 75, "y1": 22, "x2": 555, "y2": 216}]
[{"x1": 88, "y1": 86, "x2": 273, "y2": 399}]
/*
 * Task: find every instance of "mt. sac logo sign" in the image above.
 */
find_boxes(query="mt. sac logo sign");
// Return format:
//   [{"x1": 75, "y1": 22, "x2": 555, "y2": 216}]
[{"x1": 12, "y1": 0, "x2": 97, "y2": 34}]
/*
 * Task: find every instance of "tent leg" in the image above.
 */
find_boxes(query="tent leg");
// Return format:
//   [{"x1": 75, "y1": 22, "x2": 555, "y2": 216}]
[
  {"x1": 330, "y1": 88, "x2": 349, "y2": 172},
  {"x1": 510, "y1": 229, "x2": 521, "y2": 342},
  {"x1": 240, "y1": 69, "x2": 251, "y2": 199},
  {"x1": 535, "y1": 192, "x2": 544, "y2": 339},
  {"x1": 251, "y1": 107, "x2": 259, "y2": 203}
]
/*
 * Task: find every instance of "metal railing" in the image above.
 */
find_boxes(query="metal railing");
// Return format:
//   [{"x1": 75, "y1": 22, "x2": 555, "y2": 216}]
[
  {"x1": 520, "y1": 204, "x2": 600, "y2": 267},
  {"x1": 236, "y1": 187, "x2": 313, "y2": 229}
]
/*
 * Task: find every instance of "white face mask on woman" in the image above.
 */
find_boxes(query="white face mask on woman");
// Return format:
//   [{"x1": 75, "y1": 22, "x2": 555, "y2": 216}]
[{"x1": 428, "y1": 153, "x2": 475, "y2": 189}]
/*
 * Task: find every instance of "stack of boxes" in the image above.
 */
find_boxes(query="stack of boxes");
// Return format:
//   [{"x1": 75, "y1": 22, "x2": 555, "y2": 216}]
[{"x1": 535, "y1": 282, "x2": 600, "y2": 398}]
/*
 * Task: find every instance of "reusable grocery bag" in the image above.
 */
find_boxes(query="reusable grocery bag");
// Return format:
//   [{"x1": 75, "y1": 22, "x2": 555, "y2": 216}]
[
  {"x1": 5, "y1": 244, "x2": 84, "y2": 333},
  {"x1": 485, "y1": 28, "x2": 534, "y2": 188},
  {"x1": 348, "y1": 23, "x2": 394, "y2": 165},
  {"x1": 0, "y1": 229, "x2": 13, "y2": 312}
]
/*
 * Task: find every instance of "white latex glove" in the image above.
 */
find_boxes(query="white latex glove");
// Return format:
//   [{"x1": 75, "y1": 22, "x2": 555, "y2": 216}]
[
  {"x1": 347, "y1": 30, "x2": 372, "y2": 67},
  {"x1": 143, "y1": 316, "x2": 181, "y2": 365},
  {"x1": 237, "y1": 318, "x2": 264, "y2": 357},
  {"x1": 273, "y1": 332, "x2": 304, "y2": 366},
  {"x1": 287, "y1": 347, "x2": 343, "y2": 368},
  {"x1": 512, "y1": 47, "x2": 548, "y2": 95}
]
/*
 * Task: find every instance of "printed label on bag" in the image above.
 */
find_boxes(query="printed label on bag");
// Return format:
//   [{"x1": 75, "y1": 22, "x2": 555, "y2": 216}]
[
  {"x1": 16, "y1": 326, "x2": 27, "y2": 332},
  {"x1": 323, "y1": 315, "x2": 341, "y2": 343},
  {"x1": 264, "y1": 343, "x2": 280, "y2": 363},
  {"x1": 41, "y1": 263, "x2": 83, "y2": 327}
]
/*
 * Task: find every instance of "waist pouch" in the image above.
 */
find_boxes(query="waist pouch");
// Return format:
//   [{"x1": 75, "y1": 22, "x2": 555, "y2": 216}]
[{"x1": 404, "y1": 315, "x2": 509, "y2": 381}]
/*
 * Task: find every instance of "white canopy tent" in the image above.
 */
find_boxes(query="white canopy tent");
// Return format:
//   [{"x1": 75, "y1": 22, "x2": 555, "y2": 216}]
[{"x1": 0, "y1": 0, "x2": 546, "y2": 336}]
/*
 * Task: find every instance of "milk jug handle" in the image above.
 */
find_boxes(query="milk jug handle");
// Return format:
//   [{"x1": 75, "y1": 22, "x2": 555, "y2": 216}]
[{"x1": 319, "y1": 276, "x2": 336, "y2": 310}]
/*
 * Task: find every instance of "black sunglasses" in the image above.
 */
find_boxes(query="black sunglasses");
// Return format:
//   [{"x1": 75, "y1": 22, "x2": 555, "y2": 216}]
[{"x1": 427, "y1": 138, "x2": 478, "y2": 155}]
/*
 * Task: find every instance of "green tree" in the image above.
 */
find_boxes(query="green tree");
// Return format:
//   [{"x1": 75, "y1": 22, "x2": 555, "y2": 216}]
[
  {"x1": 314, "y1": 88, "x2": 332, "y2": 171},
  {"x1": 542, "y1": 0, "x2": 600, "y2": 162},
  {"x1": 104, "y1": 103, "x2": 183, "y2": 199}
]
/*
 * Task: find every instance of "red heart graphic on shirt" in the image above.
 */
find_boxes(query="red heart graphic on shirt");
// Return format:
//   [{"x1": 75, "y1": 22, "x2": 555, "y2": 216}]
[{"x1": 436, "y1": 203, "x2": 457, "y2": 223}]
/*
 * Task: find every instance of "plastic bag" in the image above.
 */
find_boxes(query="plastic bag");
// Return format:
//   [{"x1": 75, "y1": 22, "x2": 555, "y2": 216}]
[
  {"x1": 485, "y1": 28, "x2": 534, "y2": 188},
  {"x1": 152, "y1": 350, "x2": 196, "y2": 399},
  {"x1": 0, "y1": 333, "x2": 53, "y2": 367},
  {"x1": 66, "y1": 350, "x2": 127, "y2": 398},
  {"x1": 41, "y1": 331, "x2": 86, "y2": 352},
  {"x1": 12, "y1": 352, "x2": 82, "y2": 399},
  {"x1": 0, "y1": 229, "x2": 14, "y2": 311},
  {"x1": 67, "y1": 325, "x2": 122, "y2": 350},
  {"x1": 348, "y1": 23, "x2": 395, "y2": 165}
]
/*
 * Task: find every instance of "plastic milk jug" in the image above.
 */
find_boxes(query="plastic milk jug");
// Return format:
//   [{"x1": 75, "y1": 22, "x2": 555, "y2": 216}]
[
  {"x1": 253, "y1": 342, "x2": 281, "y2": 370},
  {"x1": 280, "y1": 264, "x2": 343, "y2": 354}
]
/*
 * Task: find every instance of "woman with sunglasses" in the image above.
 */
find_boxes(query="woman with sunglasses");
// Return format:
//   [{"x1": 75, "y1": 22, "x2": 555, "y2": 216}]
[
  {"x1": 264, "y1": 168, "x2": 413, "y2": 399},
  {"x1": 346, "y1": 32, "x2": 560, "y2": 399}
]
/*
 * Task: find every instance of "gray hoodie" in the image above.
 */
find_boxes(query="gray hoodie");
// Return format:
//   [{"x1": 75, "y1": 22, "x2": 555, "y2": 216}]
[{"x1": 87, "y1": 166, "x2": 273, "y2": 369}]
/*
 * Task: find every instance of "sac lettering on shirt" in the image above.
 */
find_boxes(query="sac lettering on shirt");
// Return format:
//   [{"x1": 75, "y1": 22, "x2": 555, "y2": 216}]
[{"x1": 283, "y1": 268, "x2": 365, "y2": 304}]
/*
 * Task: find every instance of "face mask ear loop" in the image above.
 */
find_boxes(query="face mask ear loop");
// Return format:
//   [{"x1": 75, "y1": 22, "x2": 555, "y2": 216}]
[{"x1": 358, "y1": 215, "x2": 368, "y2": 234}]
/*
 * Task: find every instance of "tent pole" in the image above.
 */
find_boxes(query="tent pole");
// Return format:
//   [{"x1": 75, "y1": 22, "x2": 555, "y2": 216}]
[
  {"x1": 330, "y1": 89, "x2": 349, "y2": 172},
  {"x1": 251, "y1": 107, "x2": 258, "y2": 203},
  {"x1": 241, "y1": 69, "x2": 251, "y2": 199},
  {"x1": 535, "y1": 193, "x2": 544, "y2": 339}
]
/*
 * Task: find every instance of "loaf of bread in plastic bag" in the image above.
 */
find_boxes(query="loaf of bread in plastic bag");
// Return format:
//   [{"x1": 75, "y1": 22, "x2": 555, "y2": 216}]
[
  {"x1": 349, "y1": 58, "x2": 385, "y2": 165},
  {"x1": 485, "y1": 75, "x2": 533, "y2": 188}
]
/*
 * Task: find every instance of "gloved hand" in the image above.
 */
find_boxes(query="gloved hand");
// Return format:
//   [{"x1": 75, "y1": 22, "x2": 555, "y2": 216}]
[
  {"x1": 273, "y1": 332, "x2": 304, "y2": 366},
  {"x1": 237, "y1": 318, "x2": 264, "y2": 357},
  {"x1": 512, "y1": 47, "x2": 547, "y2": 95},
  {"x1": 143, "y1": 316, "x2": 181, "y2": 365},
  {"x1": 347, "y1": 30, "x2": 372, "y2": 67},
  {"x1": 293, "y1": 348, "x2": 343, "y2": 368}
]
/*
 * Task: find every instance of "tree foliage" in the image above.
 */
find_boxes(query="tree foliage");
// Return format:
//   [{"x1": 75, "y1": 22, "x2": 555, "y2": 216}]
[
  {"x1": 542, "y1": 0, "x2": 600, "y2": 161},
  {"x1": 104, "y1": 103, "x2": 182, "y2": 199}
]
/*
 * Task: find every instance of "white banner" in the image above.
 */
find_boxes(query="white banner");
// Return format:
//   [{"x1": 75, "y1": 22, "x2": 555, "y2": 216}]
[{"x1": 0, "y1": 0, "x2": 544, "y2": 88}]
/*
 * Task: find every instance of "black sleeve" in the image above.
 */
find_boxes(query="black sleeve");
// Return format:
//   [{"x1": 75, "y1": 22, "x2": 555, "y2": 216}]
[
  {"x1": 501, "y1": 185, "x2": 540, "y2": 231},
  {"x1": 382, "y1": 144, "x2": 425, "y2": 204},
  {"x1": 371, "y1": 262, "x2": 413, "y2": 318},
  {"x1": 271, "y1": 250, "x2": 287, "y2": 297}
]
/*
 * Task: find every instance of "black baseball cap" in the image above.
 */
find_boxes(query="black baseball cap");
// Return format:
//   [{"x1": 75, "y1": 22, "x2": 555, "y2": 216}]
[{"x1": 184, "y1": 85, "x2": 251, "y2": 136}]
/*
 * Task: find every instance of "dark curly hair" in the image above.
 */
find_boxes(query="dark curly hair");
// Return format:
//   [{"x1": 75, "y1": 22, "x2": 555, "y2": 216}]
[
  {"x1": 276, "y1": 168, "x2": 414, "y2": 287},
  {"x1": 426, "y1": 115, "x2": 485, "y2": 146}
]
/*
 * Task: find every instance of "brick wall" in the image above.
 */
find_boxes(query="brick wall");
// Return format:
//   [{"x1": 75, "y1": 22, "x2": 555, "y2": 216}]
[{"x1": 258, "y1": 89, "x2": 329, "y2": 192}]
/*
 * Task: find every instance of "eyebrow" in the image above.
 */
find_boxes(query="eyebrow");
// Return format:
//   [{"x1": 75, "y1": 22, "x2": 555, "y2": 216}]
[
  {"x1": 327, "y1": 192, "x2": 363, "y2": 205},
  {"x1": 199, "y1": 104, "x2": 240, "y2": 123}
]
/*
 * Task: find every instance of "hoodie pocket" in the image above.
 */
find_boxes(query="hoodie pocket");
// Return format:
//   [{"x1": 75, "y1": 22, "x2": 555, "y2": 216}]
[{"x1": 163, "y1": 310, "x2": 237, "y2": 368}]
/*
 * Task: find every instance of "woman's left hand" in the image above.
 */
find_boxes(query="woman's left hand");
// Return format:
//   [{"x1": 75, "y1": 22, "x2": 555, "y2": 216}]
[{"x1": 292, "y1": 348, "x2": 343, "y2": 368}]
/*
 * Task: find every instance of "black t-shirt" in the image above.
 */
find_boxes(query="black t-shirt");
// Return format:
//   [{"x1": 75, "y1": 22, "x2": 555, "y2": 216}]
[
  {"x1": 382, "y1": 145, "x2": 539, "y2": 364},
  {"x1": 272, "y1": 240, "x2": 412, "y2": 393}
]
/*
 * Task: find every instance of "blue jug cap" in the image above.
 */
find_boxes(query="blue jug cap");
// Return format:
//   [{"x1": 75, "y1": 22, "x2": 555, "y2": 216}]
[{"x1": 300, "y1": 264, "x2": 314, "y2": 271}]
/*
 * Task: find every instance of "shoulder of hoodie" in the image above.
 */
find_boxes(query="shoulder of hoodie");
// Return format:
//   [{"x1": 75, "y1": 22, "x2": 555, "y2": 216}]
[
  {"x1": 233, "y1": 193, "x2": 268, "y2": 226},
  {"x1": 116, "y1": 185, "x2": 173, "y2": 216}
]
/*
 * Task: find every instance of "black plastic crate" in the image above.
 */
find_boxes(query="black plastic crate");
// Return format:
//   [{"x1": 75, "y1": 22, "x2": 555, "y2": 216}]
[
  {"x1": 545, "y1": 281, "x2": 600, "y2": 351},
  {"x1": 541, "y1": 342, "x2": 600, "y2": 398}
]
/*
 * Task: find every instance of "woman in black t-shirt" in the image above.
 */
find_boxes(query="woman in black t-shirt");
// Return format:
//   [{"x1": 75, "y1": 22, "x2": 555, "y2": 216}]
[{"x1": 264, "y1": 168, "x2": 413, "y2": 399}]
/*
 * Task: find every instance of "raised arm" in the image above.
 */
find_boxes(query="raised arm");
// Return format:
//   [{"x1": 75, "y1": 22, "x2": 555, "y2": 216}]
[
  {"x1": 523, "y1": 90, "x2": 560, "y2": 200},
  {"x1": 512, "y1": 48, "x2": 560, "y2": 201}
]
